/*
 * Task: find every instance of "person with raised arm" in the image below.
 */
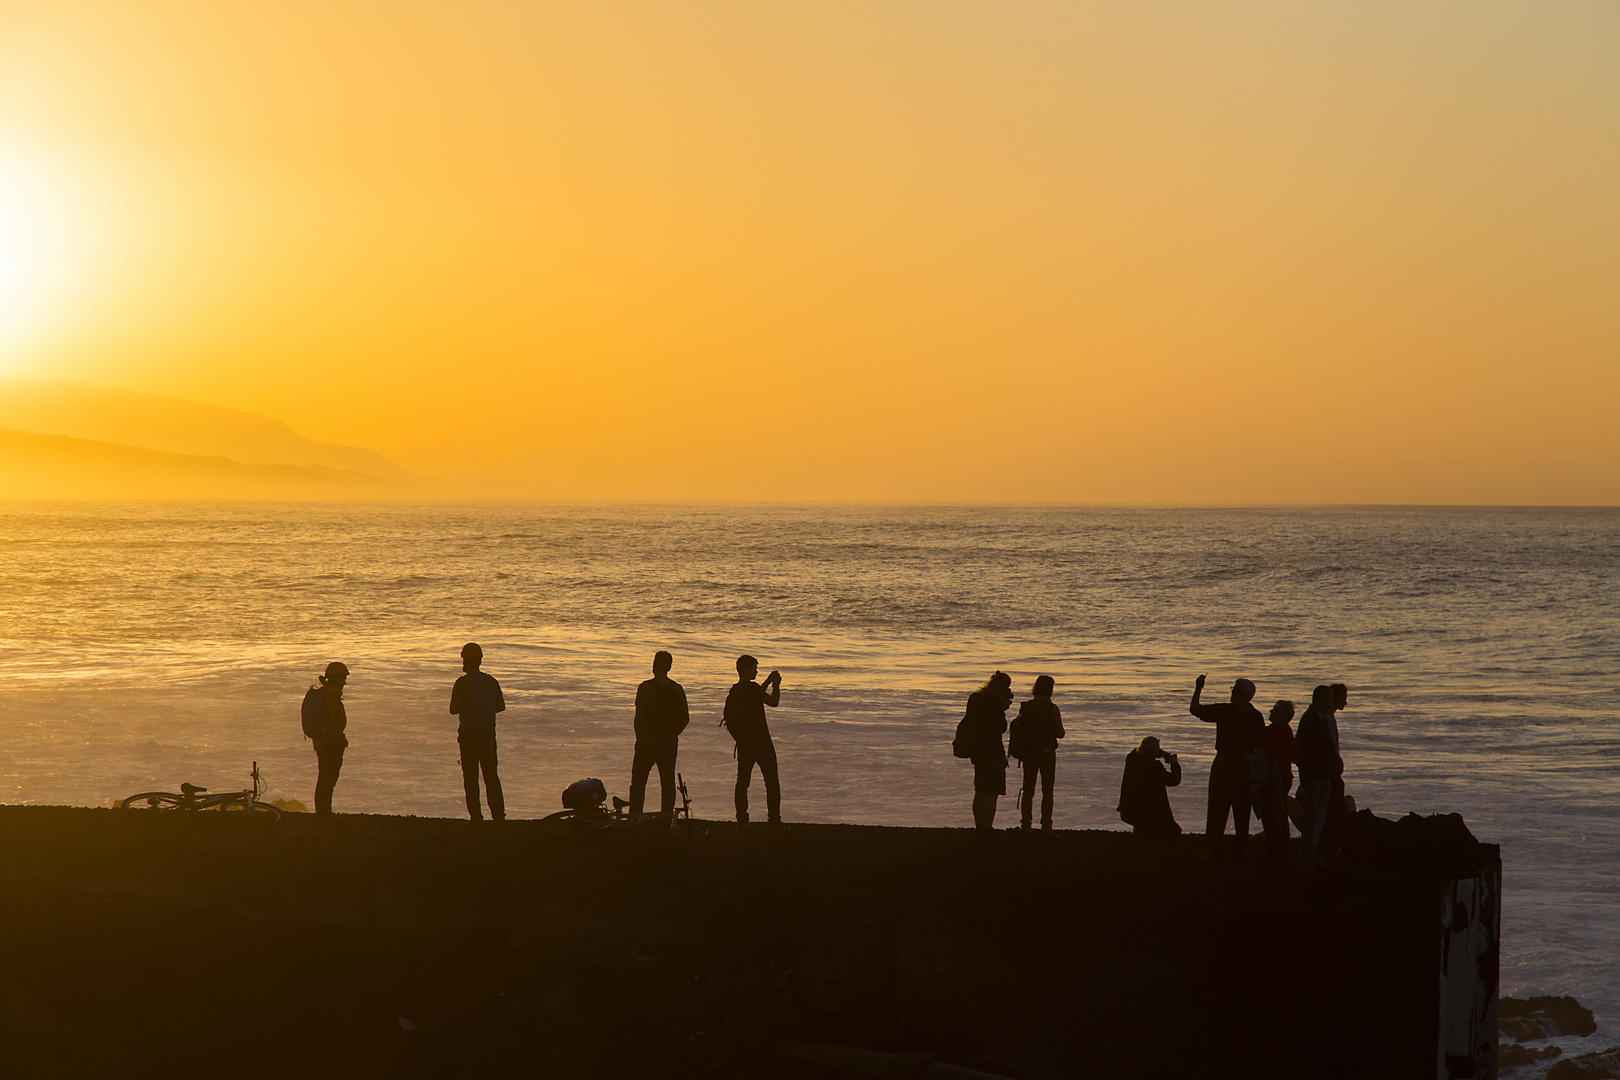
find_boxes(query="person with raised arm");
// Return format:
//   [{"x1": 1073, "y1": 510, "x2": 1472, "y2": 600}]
[
  {"x1": 1189, "y1": 672, "x2": 1266, "y2": 861},
  {"x1": 723, "y1": 655, "x2": 784, "y2": 830},
  {"x1": 450, "y1": 642, "x2": 506, "y2": 825},
  {"x1": 629, "y1": 650, "x2": 690, "y2": 818}
]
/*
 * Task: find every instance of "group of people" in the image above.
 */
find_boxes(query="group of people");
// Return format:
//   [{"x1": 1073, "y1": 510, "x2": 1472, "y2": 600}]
[
  {"x1": 959, "y1": 669, "x2": 1351, "y2": 868},
  {"x1": 305, "y1": 648, "x2": 1351, "y2": 867},
  {"x1": 302, "y1": 646, "x2": 788, "y2": 828}
]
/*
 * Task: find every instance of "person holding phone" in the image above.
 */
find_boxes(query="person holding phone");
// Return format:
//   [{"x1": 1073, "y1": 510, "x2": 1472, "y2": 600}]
[
  {"x1": 724, "y1": 654, "x2": 784, "y2": 830},
  {"x1": 1117, "y1": 736, "x2": 1182, "y2": 838}
]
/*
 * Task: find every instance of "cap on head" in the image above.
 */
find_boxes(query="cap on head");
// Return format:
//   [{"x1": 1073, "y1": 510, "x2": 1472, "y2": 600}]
[
  {"x1": 462, "y1": 642, "x2": 483, "y2": 661},
  {"x1": 736, "y1": 654, "x2": 758, "y2": 676},
  {"x1": 653, "y1": 650, "x2": 673, "y2": 674},
  {"x1": 321, "y1": 661, "x2": 349, "y2": 685}
]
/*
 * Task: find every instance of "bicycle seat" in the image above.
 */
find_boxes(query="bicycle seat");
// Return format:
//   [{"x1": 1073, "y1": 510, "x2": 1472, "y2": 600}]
[
  {"x1": 611, "y1": 796, "x2": 630, "y2": 812},
  {"x1": 180, "y1": 784, "x2": 207, "y2": 795}
]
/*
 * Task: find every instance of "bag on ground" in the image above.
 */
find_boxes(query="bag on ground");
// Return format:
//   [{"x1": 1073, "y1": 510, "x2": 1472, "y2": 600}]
[{"x1": 562, "y1": 778, "x2": 608, "y2": 810}]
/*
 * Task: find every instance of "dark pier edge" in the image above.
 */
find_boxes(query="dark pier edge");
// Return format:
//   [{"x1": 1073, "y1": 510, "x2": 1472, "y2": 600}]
[{"x1": 0, "y1": 807, "x2": 1500, "y2": 1079}]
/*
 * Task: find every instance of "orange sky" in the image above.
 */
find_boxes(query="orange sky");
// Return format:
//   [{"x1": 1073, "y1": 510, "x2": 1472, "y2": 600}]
[{"x1": 0, "y1": 1, "x2": 1616, "y2": 502}]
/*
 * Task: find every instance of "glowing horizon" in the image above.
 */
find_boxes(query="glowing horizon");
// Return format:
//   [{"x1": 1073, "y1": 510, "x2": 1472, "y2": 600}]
[{"x1": 0, "y1": 1, "x2": 1616, "y2": 504}]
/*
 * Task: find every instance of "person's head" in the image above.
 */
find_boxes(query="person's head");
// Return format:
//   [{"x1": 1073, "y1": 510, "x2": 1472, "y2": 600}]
[
  {"x1": 1270, "y1": 699, "x2": 1295, "y2": 724},
  {"x1": 319, "y1": 661, "x2": 349, "y2": 693},
  {"x1": 1231, "y1": 678, "x2": 1256, "y2": 704},
  {"x1": 1138, "y1": 736, "x2": 1161, "y2": 756},
  {"x1": 461, "y1": 642, "x2": 483, "y2": 673},
  {"x1": 1330, "y1": 682, "x2": 1348, "y2": 711},
  {"x1": 736, "y1": 654, "x2": 759, "y2": 680},
  {"x1": 653, "y1": 650, "x2": 673, "y2": 675},
  {"x1": 1311, "y1": 684, "x2": 1334, "y2": 710},
  {"x1": 1032, "y1": 675, "x2": 1055, "y2": 698},
  {"x1": 980, "y1": 670, "x2": 1013, "y2": 704}
]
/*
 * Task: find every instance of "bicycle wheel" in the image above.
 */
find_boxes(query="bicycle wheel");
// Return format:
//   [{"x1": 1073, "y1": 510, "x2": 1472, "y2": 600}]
[
  {"x1": 218, "y1": 798, "x2": 282, "y2": 821},
  {"x1": 120, "y1": 792, "x2": 185, "y2": 811}
]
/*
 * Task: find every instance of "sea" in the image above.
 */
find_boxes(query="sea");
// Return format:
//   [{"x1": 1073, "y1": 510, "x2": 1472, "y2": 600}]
[{"x1": 0, "y1": 503, "x2": 1615, "y2": 1042}]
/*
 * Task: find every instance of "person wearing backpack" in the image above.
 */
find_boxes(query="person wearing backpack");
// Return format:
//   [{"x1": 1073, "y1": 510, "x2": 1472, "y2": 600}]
[
  {"x1": 723, "y1": 654, "x2": 783, "y2": 830},
  {"x1": 1012, "y1": 675, "x2": 1065, "y2": 834},
  {"x1": 302, "y1": 661, "x2": 349, "y2": 817},
  {"x1": 964, "y1": 671, "x2": 1013, "y2": 842},
  {"x1": 450, "y1": 642, "x2": 506, "y2": 824},
  {"x1": 629, "y1": 650, "x2": 690, "y2": 817}
]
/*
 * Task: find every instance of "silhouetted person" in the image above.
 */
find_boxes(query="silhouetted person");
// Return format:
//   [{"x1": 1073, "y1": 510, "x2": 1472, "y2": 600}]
[
  {"x1": 1323, "y1": 681, "x2": 1351, "y2": 855},
  {"x1": 629, "y1": 650, "x2": 690, "y2": 816},
  {"x1": 965, "y1": 671, "x2": 1013, "y2": 841},
  {"x1": 1117, "y1": 736, "x2": 1181, "y2": 838},
  {"x1": 724, "y1": 655, "x2": 782, "y2": 829},
  {"x1": 1014, "y1": 675, "x2": 1065, "y2": 833},
  {"x1": 308, "y1": 661, "x2": 349, "y2": 816},
  {"x1": 1190, "y1": 673, "x2": 1265, "y2": 861},
  {"x1": 1294, "y1": 684, "x2": 1341, "y2": 870},
  {"x1": 1249, "y1": 699, "x2": 1296, "y2": 863},
  {"x1": 450, "y1": 642, "x2": 506, "y2": 824}
]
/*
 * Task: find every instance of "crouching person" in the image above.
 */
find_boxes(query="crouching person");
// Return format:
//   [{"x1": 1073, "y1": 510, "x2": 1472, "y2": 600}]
[{"x1": 1118, "y1": 737, "x2": 1181, "y2": 839}]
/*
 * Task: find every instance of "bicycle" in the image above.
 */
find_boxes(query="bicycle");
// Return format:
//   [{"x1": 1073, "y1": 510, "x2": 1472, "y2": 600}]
[
  {"x1": 538, "y1": 773, "x2": 692, "y2": 839},
  {"x1": 120, "y1": 761, "x2": 283, "y2": 821}
]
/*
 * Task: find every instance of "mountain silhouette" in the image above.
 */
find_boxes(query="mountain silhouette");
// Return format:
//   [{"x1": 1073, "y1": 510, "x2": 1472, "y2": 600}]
[
  {"x1": 0, "y1": 377, "x2": 416, "y2": 481},
  {"x1": 0, "y1": 427, "x2": 403, "y2": 500}
]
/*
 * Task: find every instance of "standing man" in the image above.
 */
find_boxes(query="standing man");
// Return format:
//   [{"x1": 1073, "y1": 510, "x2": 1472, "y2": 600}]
[
  {"x1": 450, "y1": 642, "x2": 506, "y2": 824},
  {"x1": 629, "y1": 650, "x2": 690, "y2": 816},
  {"x1": 723, "y1": 654, "x2": 783, "y2": 830},
  {"x1": 306, "y1": 661, "x2": 349, "y2": 817},
  {"x1": 1294, "y1": 684, "x2": 1342, "y2": 870},
  {"x1": 1322, "y1": 681, "x2": 1351, "y2": 854},
  {"x1": 1189, "y1": 673, "x2": 1266, "y2": 861}
]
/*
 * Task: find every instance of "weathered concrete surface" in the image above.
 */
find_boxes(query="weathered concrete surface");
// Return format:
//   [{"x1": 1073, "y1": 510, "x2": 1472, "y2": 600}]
[{"x1": 0, "y1": 807, "x2": 1499, "y2": 1078}]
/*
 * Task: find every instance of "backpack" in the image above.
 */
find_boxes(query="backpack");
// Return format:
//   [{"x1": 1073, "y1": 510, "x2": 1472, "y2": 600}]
[
  {"x1": 562, "y1": 778, "x2": 607, "y2": 810},
  {"x1": 1007, "y1": 715, "x2": 1030, "y2": 764},
  {"x1": 951, "y1": 710, "x2": 977, "y2": 759},
  {"x1": 301, "y1": 686, "x2": 325, "y2": 740}
]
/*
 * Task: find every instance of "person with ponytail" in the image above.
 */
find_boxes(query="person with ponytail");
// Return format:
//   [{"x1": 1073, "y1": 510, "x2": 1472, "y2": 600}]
[{"x1": 310, "y1": 661, "x2": 349, "y2": 816}]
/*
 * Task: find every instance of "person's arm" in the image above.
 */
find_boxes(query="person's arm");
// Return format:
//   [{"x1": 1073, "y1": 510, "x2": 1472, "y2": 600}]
[
  {"x1": 449, "y1": 677, "x2": 464, "y2": 715},
  {"x1": 763, "y1": 671, "x2": 781, "y2": 708},
  {"x1": 1163, "y1": 754, "x2": 1182, "y2": 787},
  {"x1": 1052, "y1": 703, "x2": 1065, "y2": 740},
  {"x1": 493, "y1": 676, "x2": 506, "y2": 713},
  {"x1": 1189, "y1": 673, "x2": 1211, "y2": 720},
  {"x1": 672, "y1": 685, "x2": 690, "y2": 736}
]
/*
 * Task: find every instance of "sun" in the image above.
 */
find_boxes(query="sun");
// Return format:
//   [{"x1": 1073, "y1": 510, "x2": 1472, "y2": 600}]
[{"x1": 0, "y1": 144, "x2": 87, "y2": 360}]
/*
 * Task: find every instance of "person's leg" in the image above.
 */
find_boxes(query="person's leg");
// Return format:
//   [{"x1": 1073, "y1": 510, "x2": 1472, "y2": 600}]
[
  {"x1": 1299, "y1": 779, "x2": 1329, "y2": 867},
  {"x1": 314, "y1": 743, "x2": 341, "y2": 815},
  {"x1": 628, "y1": 740, "x2": 655, "y2": 816},
  {"x1": 1232, "y1": 764, "x2": 1253, "y2": 856},
  {"x1": 1206, "y1": 755, "x2": 1233, "y2": 856},
  {"x1": 735, "y1": 743, "x2": 756, "y2": 823},
  {"x1": 758, "y1": 737, "x2": 781, "y2": 822},
  {"x1": 459, "y1": 733, "x2": 483, "y2": 820},
  {"x1": 655, "y1": 743, "x2": 677, "y2": 815},
  {"x1": 482, "y1": 732, "x2": 505, "y2": 821},
  {"x1": 1019, "y1": 761, "x2": 1035, "y2": 829},
  {"x1": 1039, "y1": 754, "x2": 1055, "y2": 830}
]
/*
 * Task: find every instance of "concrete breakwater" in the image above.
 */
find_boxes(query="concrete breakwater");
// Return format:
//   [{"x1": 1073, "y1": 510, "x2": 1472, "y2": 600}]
[{"x1": 0, "y1": 807, "x2": 1497, "y2": 1078}]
